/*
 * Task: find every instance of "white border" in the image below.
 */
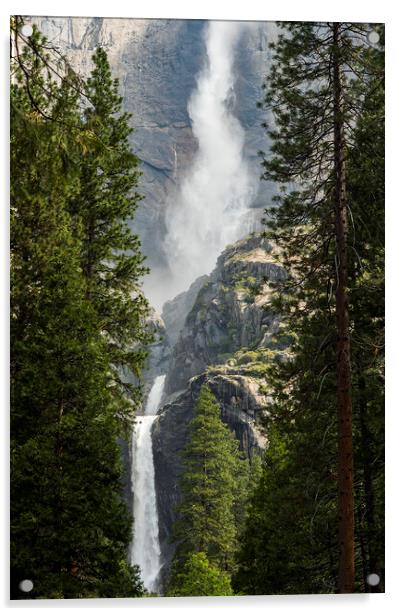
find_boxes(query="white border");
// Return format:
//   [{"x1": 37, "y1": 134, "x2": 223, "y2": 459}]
[
  {"x1": 2, "y1": 1, "x2": 400, "y2": 614},
  {"x1": 0, "y1": 0, "x2": 394, "y2": 21}
]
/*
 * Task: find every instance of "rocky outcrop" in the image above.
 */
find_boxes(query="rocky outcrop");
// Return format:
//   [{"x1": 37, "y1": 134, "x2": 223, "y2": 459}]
[
  {"x1": 142, "y1": 309, "x2": 171, "y2": 386},
  {"x1": 164, "y1": 234, "x2": 286, "y2": 396},
  {"x1": 151, "y1": 234, "x2": 287, "y2": 583}
]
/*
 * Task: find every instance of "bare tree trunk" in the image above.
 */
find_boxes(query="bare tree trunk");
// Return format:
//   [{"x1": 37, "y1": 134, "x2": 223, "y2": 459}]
[{"x1": 332, "y1": 21, "x2": 355, "y2": 594}]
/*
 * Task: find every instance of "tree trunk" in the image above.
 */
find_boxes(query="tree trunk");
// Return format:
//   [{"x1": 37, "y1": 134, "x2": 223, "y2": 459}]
[{"x1": 332, "y1": 21, "x2": 355, "y2": 594}]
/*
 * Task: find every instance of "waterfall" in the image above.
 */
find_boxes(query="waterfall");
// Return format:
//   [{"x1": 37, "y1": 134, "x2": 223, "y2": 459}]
[
  {"x1": 162, "y1": 20, "x2": 256, "y2": 301},
  {"x1": 130, "y1": 375, "x2": 166, "y2": 593}
]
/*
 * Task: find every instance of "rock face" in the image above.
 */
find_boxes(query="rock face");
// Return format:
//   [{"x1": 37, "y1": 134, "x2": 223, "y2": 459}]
[
  {"x1": 161, "y1": 275, "x2": 209, "y2": 348},
  {"x1": 26, "y1": 16, "x2": 204, "y2": 277},
  {"x1": 151, "y1": 234, "x2": 286, "y2": 584},
  {"x1": 25, "y1": 16, "x2": 277, "y2": 297},
  {"x1": 142, "y1": 308, "x2": 171, "y2": 386},
  {"x1": 164, "y1": 235, "x2": 286, "y2": 396}
]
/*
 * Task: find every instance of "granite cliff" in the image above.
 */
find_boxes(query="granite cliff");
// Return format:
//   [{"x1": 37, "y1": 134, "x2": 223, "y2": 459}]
[
  {"x1": 26, "y1": 16, "x2": 277, "y2": 303},
  {"x1": 164, "y1": 234, "x2": 286, "y2": 396},
  {"x1": 150, "y1": 234, "x2": 286, "y2": 582}
]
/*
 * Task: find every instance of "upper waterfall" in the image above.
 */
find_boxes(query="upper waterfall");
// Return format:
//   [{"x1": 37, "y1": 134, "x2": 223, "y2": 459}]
[{"x1": 163, "y1": 21, "x2": 256, "y2": 301}]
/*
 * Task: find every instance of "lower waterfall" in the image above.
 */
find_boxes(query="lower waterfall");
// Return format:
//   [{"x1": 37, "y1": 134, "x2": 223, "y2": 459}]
[{"x1": 130, "y1": 374, "x2": 166, "y2": 593}]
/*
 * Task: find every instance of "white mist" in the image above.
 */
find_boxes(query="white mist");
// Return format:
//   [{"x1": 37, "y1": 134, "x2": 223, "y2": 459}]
[{"x1": 163, "y1": 21, "x2": 255, "y2": 300}]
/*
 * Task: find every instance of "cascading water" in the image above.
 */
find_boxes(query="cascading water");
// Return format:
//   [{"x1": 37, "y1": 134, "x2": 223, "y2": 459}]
[
  {"x1": 160, "y1": 20, "x2": 256, "y2": 304},
  {"x1": 130, "y1": 374, "x2": 166, "y2": 593},
  {"x1": 130, "y1": 21, "x2": 256, "y2": 592}
]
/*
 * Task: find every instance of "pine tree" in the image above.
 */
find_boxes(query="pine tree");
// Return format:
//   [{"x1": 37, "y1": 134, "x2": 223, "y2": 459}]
[
  {"x1": 257, "y1": 22, "x2": 383, "y2": 593},
  {"x1": 347, "y1": 30, "x2": 385, "y2": 588},
  {"x1": 169, "y1": 385, "x2": 244, "y2": 583},
  {"x1": 69, "y1": 47, "x2": 150, "y2": 417},
  {"x1": 234, "y1": 411, "x2": 339, "y2": 595},
  {"x1": 234, "y1": 23, "x2": 384, "y2": 595},
  {"x1": 10, "y1": 22, "x2": 146, "y2": 599},
  {"x1": 167, "y1": 552, "x2": 233, "y2": 597}
]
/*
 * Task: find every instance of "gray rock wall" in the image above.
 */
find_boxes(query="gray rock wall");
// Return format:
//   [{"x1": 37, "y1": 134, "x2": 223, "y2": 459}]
[
  {"x1": 26, "y1": 16, "x2": 204, "y2": 277},
  {"x1": 151, "y1": 234, "x2": 286, "y2": 584},
  {"x1": 164, "y1": 235, "x2": 286, "y2": 396},
  {"x1": 161, "y1": 274, "x2": 209, "y2": 348},
  {"x1": 25, "y1": 17, "x2": 276, "y2": 288}
]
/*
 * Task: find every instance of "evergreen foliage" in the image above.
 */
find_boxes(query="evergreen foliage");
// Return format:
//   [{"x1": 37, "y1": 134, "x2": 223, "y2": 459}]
[
  {"x1": 234, "y1": 23, "x2": 384, "y2": 594},
  {"x1": 10, "y1": 20, "x2": 147, "y2": 598},
  {"x1": 172, "y1": 385, "x2": 242, "y2": 568},
  {"x1": 167, "y1": 385, "x2": 251, "y2": 594},
  {"x1": 70, "y1": 48, "x2": 150, "y2": 416},
  {"x1": 167, "y1": 552, "x2": 233, "y2": 597}
]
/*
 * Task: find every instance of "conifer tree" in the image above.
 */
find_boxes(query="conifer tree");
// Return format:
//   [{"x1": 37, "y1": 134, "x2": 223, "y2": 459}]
[
  {"x1": 346, "y1": 31, "x2": 385, "y2": 588},
  {"x1": 167, "y1": 552, "x2": 233, "y2": 597},
  {"x1": 169, "y1": 385, "x2": 244, "y2": 581},
  {"x1": 234, "y1": 23, "x2": 384, "y2": 596},
  {"x1": 257, "y1": 22, "x2": 383, "y2": 593},
  {"x1": 70, "y1": 47, "x2": 150, "y2": 416},
  {"x1": 10, "y1": 22, "x2": 146, "y2": 599}
]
